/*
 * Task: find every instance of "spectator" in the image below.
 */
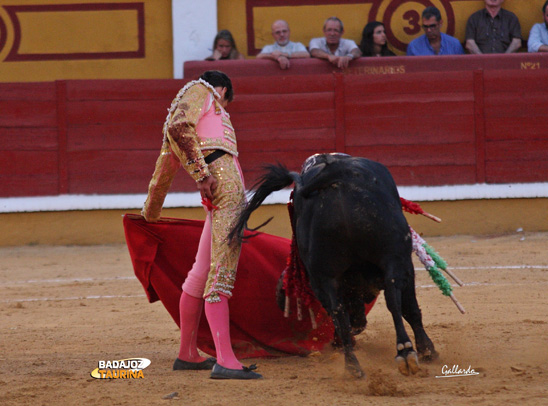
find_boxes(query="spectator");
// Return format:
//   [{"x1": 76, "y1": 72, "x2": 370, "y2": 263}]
[
  {"x1": 407, "y1": 7, "x2": 464, "y2": 55},
  {"x1": 205, "y1": 30, "x2": 245, "y2": 61},
  {"x1": 528, "y1": 0, "x2": 548, "y2": 52},
  {"x1": 465, "y1": 0, "x2": 522, "y2": 54},
  {"x1": 309, "y1": 17, "x2": 362, "y2": 69},
  {"x1": 256, "y1": 20, "x2": 309, "y2": 69},
  {"x1": 359, "y1": 21, "x2": 395, "y2": 56}
]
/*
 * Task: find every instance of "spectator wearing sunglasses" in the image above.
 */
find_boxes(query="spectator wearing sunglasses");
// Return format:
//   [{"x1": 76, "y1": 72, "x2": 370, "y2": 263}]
[{"x1": 406, "y1": 6, "x2": 464, "y2": 56}]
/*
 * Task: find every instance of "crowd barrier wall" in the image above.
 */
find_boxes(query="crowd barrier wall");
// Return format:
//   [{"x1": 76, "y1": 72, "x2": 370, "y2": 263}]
[
  {"x1": 184, "y1": 53, "x2": 548, "y2": 78},
  {"x1": 1, "y1": 55, "x2": 547, "y2": 198}
]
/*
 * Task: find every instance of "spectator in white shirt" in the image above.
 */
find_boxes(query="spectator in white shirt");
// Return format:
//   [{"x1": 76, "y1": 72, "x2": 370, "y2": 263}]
[
  {"x1": 309, "y1": 17, "x2": 361, "y2": 69},
  {"x1": 257, "y1": 20, "x2": 309, "y2": 69},
  {"x1": 528, "y1": 0, "x2": 548, "y2": 52}
]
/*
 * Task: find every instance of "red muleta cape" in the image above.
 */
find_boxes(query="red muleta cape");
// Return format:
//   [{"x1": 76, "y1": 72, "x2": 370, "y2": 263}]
[{"x1": 123, "y1": 214, "x2": 375, "y2": 359}]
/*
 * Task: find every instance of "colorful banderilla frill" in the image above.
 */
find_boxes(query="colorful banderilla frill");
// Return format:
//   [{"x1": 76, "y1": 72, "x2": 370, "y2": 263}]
[{"x1": 403, "y1": 198, "x2": 467, "y2": 315}]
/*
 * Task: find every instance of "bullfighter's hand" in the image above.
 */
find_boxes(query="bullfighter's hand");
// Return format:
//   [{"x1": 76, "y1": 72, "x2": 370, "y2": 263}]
[{"x1": 198, "y1": 175, "x2": 217, "y2": 201}]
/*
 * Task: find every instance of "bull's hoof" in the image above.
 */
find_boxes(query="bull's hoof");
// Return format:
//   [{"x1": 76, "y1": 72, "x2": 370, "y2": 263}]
[
  {"x1": 345, "y1": 353, "x2": 365, "y2": 379},
  {"x1": 419, "y1": 348, "x2": 439, "y2": 362},
  {"x1": 406, "y1": 352, "x2": 420, "y2": 375},
  {"x1": 395, "y1": 342, "x2": 420, "y2": 376},
  {"x1": 346, "y1": 363, "x2": 365, "y2": 379},
  {"x1": 396, "y1": 356, "x2": 409, "y2": 376}
]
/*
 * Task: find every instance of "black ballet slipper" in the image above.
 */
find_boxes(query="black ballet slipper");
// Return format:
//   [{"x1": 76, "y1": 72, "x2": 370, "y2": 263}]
[
  {"x1": 173, "y1": 357, "x2": 216, "y2": 371},
  {"x1": 210, "y1": 363, "x2": 263, "y2": 380}
]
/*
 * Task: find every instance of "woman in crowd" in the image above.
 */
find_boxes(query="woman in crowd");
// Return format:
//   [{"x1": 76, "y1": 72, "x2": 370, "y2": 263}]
[
  {"x1": 205, "y1": 30, "x2": 245, "y2": 60},
  {"x1": 359, "y1": 21, "x2": 395, "y2": 57}
]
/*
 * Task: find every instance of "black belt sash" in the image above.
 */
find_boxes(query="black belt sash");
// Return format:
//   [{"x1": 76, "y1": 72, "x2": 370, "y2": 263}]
[{"x1": 204, "y1": 150, "x2": 227, "y2": 164}]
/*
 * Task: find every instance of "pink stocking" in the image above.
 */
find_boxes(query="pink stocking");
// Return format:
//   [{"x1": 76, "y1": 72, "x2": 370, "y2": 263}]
[
  {"x1": 205, "y1": 295, "x2": 242, "y2": 370},
  {"x1": 177, "y1": 291, "x2": 208, "y2": 363}
]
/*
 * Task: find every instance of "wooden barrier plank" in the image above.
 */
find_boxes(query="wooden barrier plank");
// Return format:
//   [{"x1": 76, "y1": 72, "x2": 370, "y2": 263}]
[
  {"x1": 229, "y1": 92, "x2": 334, "y2": 114},
  {"x1": 344, "y1": 71, "x2": 473, "y2": 97},
  {"x1": 348, "y1": 144, "x2": 475, "y2": 166},
  {"x1": 486, "y1": 161, "x2": 548, "y2": 183},
  {"x1": 0, "y1": 128, "x2": 58, "y2": 150},
  {"x1": 237, "y1": 127, "x2": 334, "y2": 142},
  {"x1": 238, "y1": 138, "x2": 335, "y2": 153},
  {"x1": 65, "y1": 100, "x2": 167, "y2": 125},
  {"x1": 486, "y1": 140, "x2": 548, "y2": 162},
  {"x1": 231, "y1": 109, "x2": 335, "y2": 130},
  {"x1": 0, "y1": 101, "x2": 57, "y2": 127},
  {"x1": 485, "y1": 118, "x2": 548, "y2": 141},
  {"x1": 388, "y1": 165, "x2": 477, "y2": 186},
  {"x1": 66, "y1": 150, "x2": 196, "y2": 194},
  {"x1": 335, "y1": 73, "x2": 346, "y2": 153},
  {"x1": 345, "y1": 116, "x2": 474, "y2": 145},
  {"x1": 483, "y1": 70, "x2": 548, "y2": 94},
  {"x1": 0, "y1": 151, "x2": 58, "y2": 175},
  {"x1": 65, "y1": 79, "x2": 188, "y2": 101},
  {"x1": 0, "y1": 150, "x2": 58, "y2": 196},
  {"x1": 345, "y1": 99, "x2": 473, "y2": 119},
  {"x1": 0, "y1": 82, "x2": 55, "y2": 101},
  {"x1": 484, "y1": 94, "x2": 548, "y2": 118},
  {"x1": 232, "y1": 74, "x2": 334, "y2": 94},
  {"x1": 344, "y1": 92, "x2": 474, "y2": 105},
  {"x1": 67, "y1": 124, "x2": 163, "y2": 151},
  {"x1": 0, "y1": 175, "x2": 59, "y2": 197}
]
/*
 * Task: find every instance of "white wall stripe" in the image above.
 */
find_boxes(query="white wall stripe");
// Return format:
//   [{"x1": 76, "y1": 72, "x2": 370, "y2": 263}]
[{"x1": 1, "y1": 182, "x2": 546, "y2": 213}]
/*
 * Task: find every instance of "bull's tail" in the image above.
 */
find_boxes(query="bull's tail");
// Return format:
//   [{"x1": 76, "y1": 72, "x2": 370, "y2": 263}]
[{"x1": 229, "y1": 164, "x2": 300, "y2": 242}]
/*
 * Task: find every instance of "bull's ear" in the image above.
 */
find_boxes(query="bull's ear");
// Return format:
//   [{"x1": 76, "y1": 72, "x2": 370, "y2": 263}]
[{"x1": 301, "y1": 163, "x2": 326, "y2": 183}]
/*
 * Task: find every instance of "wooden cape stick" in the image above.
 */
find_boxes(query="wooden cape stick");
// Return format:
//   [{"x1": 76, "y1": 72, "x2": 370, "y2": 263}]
[
  {"x1": 450, "y1": 293, "x2": 466, "y2": 314},
  {"x1": 444, "y1": 268, "x2": 465, "y2": 287}
]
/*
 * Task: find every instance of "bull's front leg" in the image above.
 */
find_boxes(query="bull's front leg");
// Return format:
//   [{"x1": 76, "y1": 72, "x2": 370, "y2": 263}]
[{"x1": 383, "y1": 278, "x2": 420, "y2": 376}]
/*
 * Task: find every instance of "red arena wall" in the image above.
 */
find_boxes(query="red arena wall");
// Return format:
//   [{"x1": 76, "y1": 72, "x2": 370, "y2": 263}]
[{"x1": 1, "y1": 53, "x2": 547, "y2": 199}]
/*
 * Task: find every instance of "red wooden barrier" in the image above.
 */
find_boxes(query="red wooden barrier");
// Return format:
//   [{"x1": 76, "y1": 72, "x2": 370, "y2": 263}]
[
  {"x1": 0, "y1": 64, "x2": 547, "y2": 198},
  {"x1": 184, "y1": 53, "x2": 548, "y2": 79}
]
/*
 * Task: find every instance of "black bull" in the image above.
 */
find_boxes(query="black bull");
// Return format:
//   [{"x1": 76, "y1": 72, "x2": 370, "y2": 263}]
[{"x1": 230, "y1": 153, "x2": 438, "y2": 378}]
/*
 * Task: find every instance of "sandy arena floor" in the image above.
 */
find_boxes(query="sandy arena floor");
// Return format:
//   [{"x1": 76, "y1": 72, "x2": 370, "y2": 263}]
[{"x1": 1, "y1": 231, "x2": 547, "y2": 405}]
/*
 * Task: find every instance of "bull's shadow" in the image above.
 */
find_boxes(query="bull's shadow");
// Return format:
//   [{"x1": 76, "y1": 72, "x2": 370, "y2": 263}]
[{"x1": 230, "y1": 153, "x2": 438, "y2": 378}]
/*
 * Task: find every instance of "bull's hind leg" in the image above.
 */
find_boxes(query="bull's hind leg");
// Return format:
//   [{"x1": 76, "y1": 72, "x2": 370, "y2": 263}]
[
  {"x1": 383, "y1": 270, "x2": 420, "y2": 376},
  {"x1": 401, "y1": 283, "x2": 438, "y2": 362},
  {"x1": 310, "y1": 273, "x2": 364, "y2": 378}
]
